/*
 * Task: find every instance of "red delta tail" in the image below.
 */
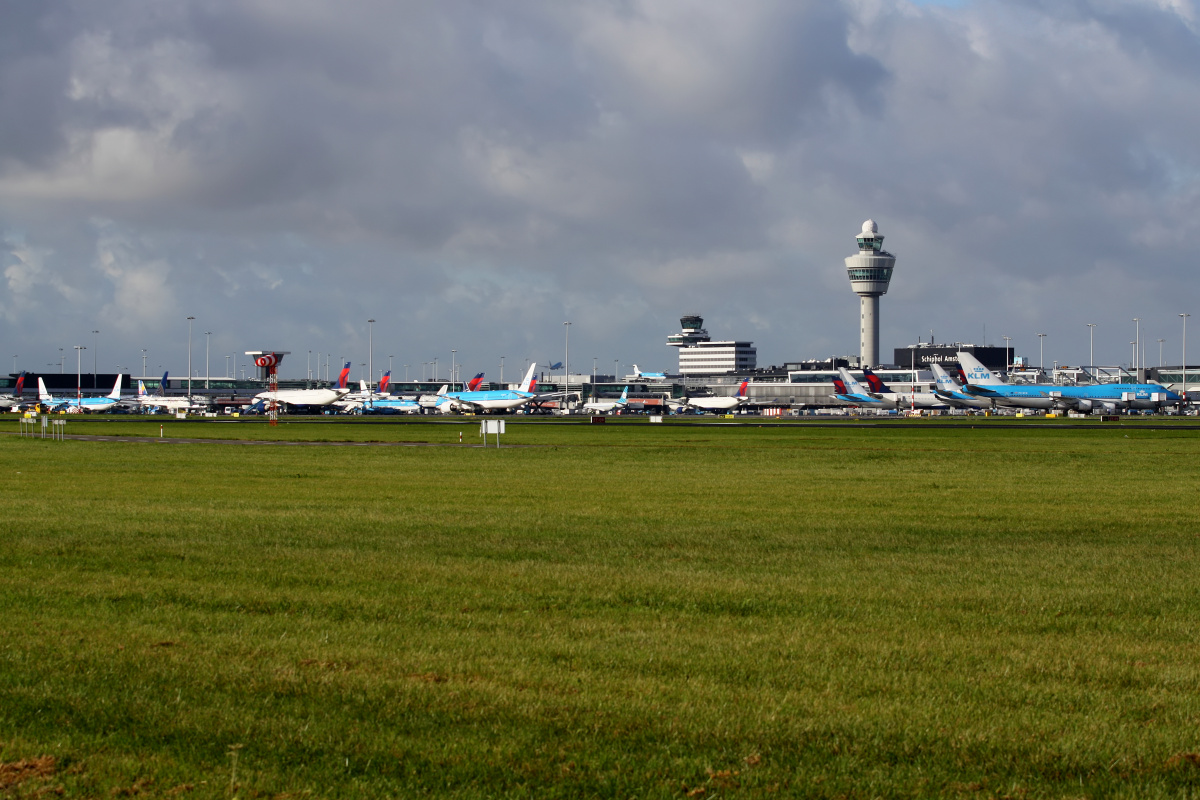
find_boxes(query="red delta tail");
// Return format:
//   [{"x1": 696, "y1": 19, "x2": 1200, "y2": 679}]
[
  {"x1": 862, "y1": 368, "x2": 888, "y2": 393},
  {"x1": 338, "y1": 361, "x2": 351, "y2": 389},
  {"x1": 14, "y1": 372, "x2": 24, "y2": 397},
  {"x1": 467, "y1": 372, "x2": 484, "y2": 391},
  {"x1": 833, "y1": 377, "x2": 848, "y2": 394},
  {"x1": 528, "y1": 377, "x2": 538, "y2": 392},
  {"x1": 737, "y1": 380, "x2": 749, "y2": 398},
  {"x1": 379, "y1": 371, "x2": 390, "y2": 394}
]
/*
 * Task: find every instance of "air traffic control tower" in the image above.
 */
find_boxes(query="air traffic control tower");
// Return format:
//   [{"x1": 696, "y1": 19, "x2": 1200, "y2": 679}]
[{"x1": 844, "y1": 219, "x2": 895, "y2": 367}]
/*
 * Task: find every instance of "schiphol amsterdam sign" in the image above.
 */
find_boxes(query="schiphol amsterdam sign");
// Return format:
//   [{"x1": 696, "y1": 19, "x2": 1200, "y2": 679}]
[{"x1": 893, "y1": 346, "x2": 1009, "y2": 370}]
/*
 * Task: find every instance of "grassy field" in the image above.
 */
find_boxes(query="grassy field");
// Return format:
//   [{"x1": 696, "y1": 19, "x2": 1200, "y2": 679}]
[{"x1": 2, "y1": 421, "x2": 1200, "y2": 798}]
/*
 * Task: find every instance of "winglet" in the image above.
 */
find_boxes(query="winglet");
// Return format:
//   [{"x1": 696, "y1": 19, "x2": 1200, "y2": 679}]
[{"x1": 519, "y1": 362, "x2": 537, "y2": 393}]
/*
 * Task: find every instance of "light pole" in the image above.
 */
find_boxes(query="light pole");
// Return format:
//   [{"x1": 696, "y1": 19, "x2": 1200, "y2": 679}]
[
  {"x1": 1036, "y1": 333, "x2": 1046, "y2": 374},
  {"x1": 433, "y1": 358, "x2": 438, "y2": 382},
  {"x1": 388, "y1": 355, "x2": 393, "y2": 377},
  {"x1": 500, "y1": 356, "x2": 504, "y2": 385},
  {"x1": 58, "y1": 348, "x2": 65, "y2": 373},
  {"x1": 308, "y1": 350, "x2": 312, "y2": 382},
  {"x1": 74, "y1": 345, "x2": 85, "y2": 401},
  {"x1": 367, "y1": 319, "x2": 375, "y2": 389},
  {"x1": 592, "y1": 357, "x2": 597, "y2": 387},
  {"x1": 186, "y1": 316, "x2": 195, "y2": 396},
  {"x1": 204, "y1": 331, "x2": 212, "y2": 389},
  {"x1": 1133, "y1": 317, "x2": 1142, "y2": 378},
  {"x1": 141, "y1": 349, "x2": 147, "y2": 376},
  {"x1": 11, "y1": 355, "x2": 15, "y2": 374},
  {"x1": 225, "y1": 355, "x2": 231, "y2": 379},
  {"x1": 563, "y1": 321, "x2": 571, "y2": 395},
  {"x1": 91, "y1": 330, "x2": 99, "y2": 386},
  {"x1": 1158, "y1": 338, "x2": 1165, "y2": 367},
  {"x1": 614, "y1": 359, "x2": 619, "y2": 382},
  {"x1": 1086, "y1": 323, "x2": 1096, "y2": 369},
  {"x1": 404, "y1": 364, "x2": 409, "y2": 382},
  {"x1": 1002, "y1": 336, "x2": 1011, "y2": 372},
  {"x1": 451, "y1": 349, "x2": 456, "y2": 387},
  {"x1": 1182, "y1": 313, "x2": 1190, "y2": 403}
]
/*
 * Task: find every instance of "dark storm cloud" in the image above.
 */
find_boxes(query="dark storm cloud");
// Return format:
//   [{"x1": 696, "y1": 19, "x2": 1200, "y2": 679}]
[{"x1": 0, "y1": 0, "x2": 1197, "y2": 377}]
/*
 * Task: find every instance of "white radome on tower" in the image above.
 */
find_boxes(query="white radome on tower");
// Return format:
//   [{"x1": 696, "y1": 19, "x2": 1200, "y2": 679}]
[{"x1": 862, "y1": 219, "x2": 878, "y2": 234}]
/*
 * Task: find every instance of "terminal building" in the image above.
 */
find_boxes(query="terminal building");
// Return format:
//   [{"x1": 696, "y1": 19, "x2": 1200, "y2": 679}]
[
  {"x1": 893, "y1": 343, "x2": 1009, "y2": 371},
  {"x1": 666, "y1": 313, "x2": 756, "y2": 375}
]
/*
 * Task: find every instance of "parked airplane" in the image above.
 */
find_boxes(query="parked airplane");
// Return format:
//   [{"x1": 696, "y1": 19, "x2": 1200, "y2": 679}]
[
  {"x1": 956, "y1": 352, "x2": 1181, "y2": 412},
  {"x1": 0, "y1": 372, "x2": 26, "y2": 409},
  {"x1": 632, "y1": 365, "x2": 667, "y2": 379},
  {"x1": 582, "y1": 386, "x2": 628, "y2": 414},
  {"x1": 862, "y1": 368, "x2": 949, "y2": 410},
  {"x1": 361, "y1": 395, "x2": 421, "y2": 414},
  {"x1": 38, "y1": 375, "x2": 123, "y2": 413},
  {"x1": 831, "y1": 369, "x2": 891, "y2": 408},
  {"x1": 671, "y1": 380, "x2": 750, "y2": 413},
  {"x1": 135, "y1": 372, "x2": 195, "y2": 412},
  {"x1": 254, "y1": 362, "x2": 352, "y2": 408},
  {"x1": 432, "y1": 363, "x2": 540, "y2": 413},
  {"x1": 930, "y1": 363, "x2": 993, "y2": 410}
]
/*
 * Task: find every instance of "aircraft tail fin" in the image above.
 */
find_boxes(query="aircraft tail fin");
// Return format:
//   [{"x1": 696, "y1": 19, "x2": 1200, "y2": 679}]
[
  {"x1": 138, "y1": 380, "x2": 148, "y2": 398},
  {"x1": 14, "y1": 372, "x2": 24, "y2": 397},
  {"x1": 467, "y1": 372, "x2": 484, "y2": 391},
  {"x1": 379, "y1": 371, "x2": 390, "y2": 394},
  {"x1": 107, "y1": 374, "x2": 123, "y2": 400},
  {"x1": 437, "y1": 385, "x2": 448, "y2": 396},
  {"x1": 38, "y1": 377, "x2": 52, "y2": 402},
  {"x1": 632, "y1": 364, "x2": 641, "y2": 377},
  {"x1": 360, "y1": 379, "x2": 369, "y2": 393},
  {"x1": 737, "y1": 380, "x2": 749, "y2": 399},
  {"x1": 619, "y1": 386, "x2": 628, "y2": 403},
  {"x1": 956, "y1": 352, "x2": 1005, "y2": 386},
  {"x1": 528, "y1": 376, "x2": 538, "y2": 392},
  {"x1": 160, "y1": 372, "x2": 170, "y2": 396},
  {"x1": 337, "y1": 362, "x2": 351, "y2": 389},
  {"x1": 832, "y1": 376, "x2": 848, "y2": 394},
  {"x1": 862, "y1": 368, "x2": 891, "y2": 393},
  {"x1": 838, "y1": 368, "x2": 868, "y2": 395},
  {"x1": 931, "y1": 363, "x2": 960, "y2": 392},
  {"x1": 519, "y1": 363, "x2": 537, "y2": 393}
]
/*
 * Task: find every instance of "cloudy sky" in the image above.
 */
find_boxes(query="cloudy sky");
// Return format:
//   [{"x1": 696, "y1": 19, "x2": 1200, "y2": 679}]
[{"x1": 2, "y1": 0, "x2": 1199, "y2": 381}]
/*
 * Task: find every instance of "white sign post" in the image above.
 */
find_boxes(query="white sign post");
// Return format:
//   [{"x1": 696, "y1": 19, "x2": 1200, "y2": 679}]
[{"x1": 480, "y1": 419, "x2": 505, "y2": 448}]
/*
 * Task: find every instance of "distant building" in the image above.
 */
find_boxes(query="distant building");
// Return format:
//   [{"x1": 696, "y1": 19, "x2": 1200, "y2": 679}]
[{"x1": 666, "y1": 313, "x2": 756, "y2": 375}]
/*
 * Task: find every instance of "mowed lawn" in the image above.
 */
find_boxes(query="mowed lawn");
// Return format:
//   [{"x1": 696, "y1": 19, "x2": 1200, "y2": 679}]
[{"x1": 1, "y1": 423, "x2": 1199, "y2": 798}]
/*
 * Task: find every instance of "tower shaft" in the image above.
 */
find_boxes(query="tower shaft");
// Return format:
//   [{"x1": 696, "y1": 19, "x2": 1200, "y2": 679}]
[{"x1": 860, "y1": 294, "x2": 880, "y2": 370}]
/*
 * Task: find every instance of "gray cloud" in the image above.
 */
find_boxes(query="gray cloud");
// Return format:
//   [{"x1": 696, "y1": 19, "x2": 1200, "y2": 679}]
[{"x1": 0, "y1": 0, "x2": 1197, "y2": 379}]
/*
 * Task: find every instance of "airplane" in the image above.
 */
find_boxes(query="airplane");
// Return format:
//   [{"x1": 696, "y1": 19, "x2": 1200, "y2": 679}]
[
  {"x1": 38, "y1": 375, "x2": 124, "y2": 413},
  {"x1": 582, "y1": 386, "x2": 628, "y2": 414},
  {"x1": 861, "y1": 368, "x2": 950, "y2": 410},
  {"x1": 670, "y1": 380, "x2": 750, "y2": 413},
  {"x1": 430, "y1": 363, "x2": 540, "y2": 413},
  {"x1": 956, "y1": 352, "x2": 1181, "y2": 412},
  {"x1": 134, "y1": 372, "x2": 196, "y2": 413},
  {"x1": 361, "y1": 395, "x2": 421, "y2": 414},
  {"x1": 930, "y1": 363, "x2": 993, "y2": 410},
  {"x1": 831, "y1": 368, "x2": 892, "y2": 408},
  {"x1": 253, "y1": 362, "x2": 352, "y2": 408},
  {"x1": 632, "y1": 364, "x2": 667, "y2": 379},
  {"x1": 0, "y1": 372, "x2": 26, "y2": 410}
]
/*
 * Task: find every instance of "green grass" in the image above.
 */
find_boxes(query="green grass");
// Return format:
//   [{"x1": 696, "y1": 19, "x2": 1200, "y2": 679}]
[{"x1": 2, "y1": 423, "x2": 1200, "y2": 797}]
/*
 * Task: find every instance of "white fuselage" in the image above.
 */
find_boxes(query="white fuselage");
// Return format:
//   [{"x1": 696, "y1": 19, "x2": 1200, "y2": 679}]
[{"x1": 256, "y1": 388, "x2": 347, "y2": 407}]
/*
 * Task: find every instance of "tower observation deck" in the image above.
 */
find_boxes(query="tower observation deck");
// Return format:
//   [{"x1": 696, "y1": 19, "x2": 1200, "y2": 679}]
[{"x1": 844, "y1": 219, "x2": 896, "y2": 368}]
